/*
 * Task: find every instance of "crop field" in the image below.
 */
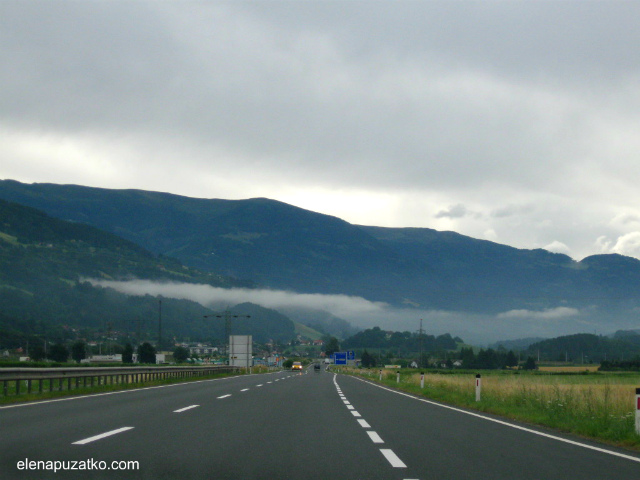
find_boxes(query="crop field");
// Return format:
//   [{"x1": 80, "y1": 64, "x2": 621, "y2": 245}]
[{"x1": 342, "y1": 367, "x2": 640, "y2": 450}]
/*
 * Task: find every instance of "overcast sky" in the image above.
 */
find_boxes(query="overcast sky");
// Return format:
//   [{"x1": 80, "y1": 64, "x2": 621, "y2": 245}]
[{"x1": 2, "y1": 0, "x2": 640, "y2": 261}]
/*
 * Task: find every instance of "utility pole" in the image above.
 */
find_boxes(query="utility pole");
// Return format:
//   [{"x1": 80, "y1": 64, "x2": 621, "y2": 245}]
[{"x1": 158, "y1": 299, "x2": 162, "y2": 352}]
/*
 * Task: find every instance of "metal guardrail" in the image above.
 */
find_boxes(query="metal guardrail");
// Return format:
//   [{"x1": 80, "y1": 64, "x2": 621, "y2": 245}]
[{"x1": 0, "y1": 365, "x2": 240, "y2": 397}]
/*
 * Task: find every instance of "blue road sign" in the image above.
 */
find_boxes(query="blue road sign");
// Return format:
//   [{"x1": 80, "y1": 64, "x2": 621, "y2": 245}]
[
  {"x1": 347, "y1": 351, "x2": 355, "y2": 360},
  {"x1": 334, "y1": 352, "x2": 347, "y2": 365}
]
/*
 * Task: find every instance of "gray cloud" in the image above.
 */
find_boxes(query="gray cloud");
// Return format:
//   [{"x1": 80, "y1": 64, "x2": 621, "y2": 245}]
[{"x1": 2, "y1": 1, "x2": 640, "y2": 262}]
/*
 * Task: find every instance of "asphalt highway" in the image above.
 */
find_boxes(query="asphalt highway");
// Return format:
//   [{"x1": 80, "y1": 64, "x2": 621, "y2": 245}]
[{"x1": 1, "y1": 366, "x2": 639, "y2": 479}]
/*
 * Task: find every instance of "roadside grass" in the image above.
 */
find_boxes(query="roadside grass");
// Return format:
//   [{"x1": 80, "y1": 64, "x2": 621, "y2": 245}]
[
  {"x1": 0, "y1": 368, "x2": 264, "y2": 405},
  {"x1": 338, "y1": 368, "x2": 640, "y2": 451}
]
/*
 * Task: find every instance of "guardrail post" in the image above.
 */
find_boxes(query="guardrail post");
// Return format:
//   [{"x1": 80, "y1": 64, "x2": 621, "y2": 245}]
[
  {"x1": 16, "y1": 379, "x2": 20, "y2": 395},
  {"x1": 3, "y1": 380, "x2": 7, "y2": 396},
  {"x1": 475, "y1": 374, "x2": 482, "y2": 402}
]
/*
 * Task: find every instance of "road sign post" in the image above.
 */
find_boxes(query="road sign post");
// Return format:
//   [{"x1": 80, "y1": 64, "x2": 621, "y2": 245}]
[{"x1": 636, "y1": 388, "x2": 640, "y2": 435}]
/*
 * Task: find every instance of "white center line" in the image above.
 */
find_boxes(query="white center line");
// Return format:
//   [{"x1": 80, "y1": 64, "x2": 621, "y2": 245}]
[
  {"x1": 267, "y1": 381, "x2": 273, "y2": 384},
  {"x1": 357, "y1": 419, "x2": 371, "y2": 428},
  {"x1": 347, "y1": 405, "x2": 355, "y2": 410},
  {"x1": 72, "y1": 427, "x2": 134, "y2": 445},
  {"x1": 256, "y1": 384, "x2": 263, "y2": 387},
  {"x1": 173, "y1": 405, "x2": 199, "y2": 413},
  {"x1": 380, "y1": 449, "x2": 407, "y2": 468},
  {"x1": 350, "y1": 410, "x2": 361, "y2": 417},
  {"x1": 367, "y1": 431, "x2": 384, "y2": 444},
  {"x1": 240, "y1": 388, "x2": 249, "y2": 392},
  {"x1": 217, "y1": 394, "x2": 232, "y2": 399}
]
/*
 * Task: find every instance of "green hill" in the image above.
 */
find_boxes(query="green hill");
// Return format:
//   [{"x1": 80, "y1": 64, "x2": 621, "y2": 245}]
[{"x1": 0, "y1": 199, "x2": 294, "y2": 346}]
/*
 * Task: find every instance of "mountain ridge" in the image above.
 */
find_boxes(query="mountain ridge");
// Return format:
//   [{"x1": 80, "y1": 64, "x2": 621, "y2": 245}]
[{"x1": 2, "y1": 179, "x2": 640, "y2": 319}]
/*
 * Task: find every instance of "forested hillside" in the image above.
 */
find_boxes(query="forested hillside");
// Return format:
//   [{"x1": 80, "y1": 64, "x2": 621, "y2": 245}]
[{"x1": 0, "y1": 200, "x2": 294, "y2": 347}]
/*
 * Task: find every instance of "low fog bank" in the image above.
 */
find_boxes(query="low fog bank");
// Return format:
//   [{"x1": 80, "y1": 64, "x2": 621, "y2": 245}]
[{"x1": 88, "y1": 279, "x2": 636, "y2": 345}]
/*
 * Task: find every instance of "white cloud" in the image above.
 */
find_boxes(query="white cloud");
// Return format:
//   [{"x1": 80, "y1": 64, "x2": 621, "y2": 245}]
[
  {"x1": 543, "y1": 241, "x2": 571, "y2": 256},
  {"x1": 598, "y1": 232, "x2": 640, "y2": 258},
  {"x1": 497, "y1": 307, "x2": 580, "y2": 320},
  {"x1": 88, "y1": 279, "x2": 388, "y2": 319}
]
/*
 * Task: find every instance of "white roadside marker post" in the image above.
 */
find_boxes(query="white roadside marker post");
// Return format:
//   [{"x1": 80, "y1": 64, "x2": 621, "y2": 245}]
[
  {"x1": 475, "y1": 374, "x2": 482, "y2": 402},
  {"x1": 379, "y1": 369, "x2": 382, "y2": 381},
  {"x1": 636, "y1": 388, "x2": 640, "y2": 435},
  {"x1": 420, "y1": 372, "x2": 425, "y2": 389},
  {"x1": 396, "y1": 371, "x2": 400, "y2": 383}
]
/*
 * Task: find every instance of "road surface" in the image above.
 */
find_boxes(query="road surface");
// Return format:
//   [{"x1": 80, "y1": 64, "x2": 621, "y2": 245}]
[{"x1": 1, "y1": 366, "x2": 639, "y2": 479}]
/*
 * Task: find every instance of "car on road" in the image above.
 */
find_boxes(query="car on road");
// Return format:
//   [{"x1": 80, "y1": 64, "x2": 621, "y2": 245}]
[
  {"x1": 314, "y1": 363, "x2": 321, "y2": 371},
  {"x1": 292, "y1": 361, "x2": 303, "y2": 371}
]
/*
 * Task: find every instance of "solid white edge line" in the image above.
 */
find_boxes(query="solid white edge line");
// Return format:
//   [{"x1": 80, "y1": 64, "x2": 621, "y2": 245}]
[
  {"x1": 173, "y1": 405, "x2": 199, "y2": 413},
  {"x1": 367, "y1": 431, "x2": 384, "y2": 444},
  {"x1": 73, "y1": 427, "x2": 134, "y2": 445},
  {"x1": 380, "y1": 449, "x2": 407, "y2": 468},
  {"x1": 353, "y1": 376, "x2": 640, "y2": 464}
]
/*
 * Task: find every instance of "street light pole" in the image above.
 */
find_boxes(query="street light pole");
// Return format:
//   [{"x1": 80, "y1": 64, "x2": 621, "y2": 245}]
[{"x1": 204, "y1": 309, "x2": 251, "y2": 360}]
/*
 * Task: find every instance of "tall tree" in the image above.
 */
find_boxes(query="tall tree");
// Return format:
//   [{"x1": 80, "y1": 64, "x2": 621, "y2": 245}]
[
  {"x1": 324, "y1": 337, "x2": 340, "y2": 357},
  {"x1": 48, "y1": 343, "x2": 69, "y2": 363},
  {"x1": 360, "y1": 349, "x2": 376, "y2": 368},
  {"x1": 122, "y1": 343, "x2": 134, "y2": 364},
  {"x1": 71, "y1": 341, "x2": 86, "y2": 363},
  {"x1": 523, "y1": 356, "x2": 537, "y2": 370},
  {"x1": 30, "y1": 345, "x2": 46, "y2": 361},
  {"x1": 138, "y1": 342, "x2": 156, "y2": 364},
  {"x1": 173, "y1": 346, "x2": 189, "y2": 363}
]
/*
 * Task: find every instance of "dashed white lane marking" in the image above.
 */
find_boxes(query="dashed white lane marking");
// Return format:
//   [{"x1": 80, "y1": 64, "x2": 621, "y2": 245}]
[
  {"x1": 73, "y1": 427, "x2": 134, "y2": 445},
  {"x1": 267, "y1": 381, "x2": 273, "y2": 384},
  {"x1": 347, "y1": 405, "x2": 355, "y2": 410},
  {"x1": 357, "y1": 419, "x2": 371, "y2": 428},
  {"x1": 343, "y1": 400, "x2": 351, "y2": 404},
  {"x1": 256, "y1": 384, "x2": 263, "y2": 387},
  {"x1": 350, "y1": 410, "x2": 361, "y2": 417},
  {"x1": 173, "y1": 405, "x2": 199, "y2": 413},
  {"x1": 217, "y1": 394, "x2": 231, "y2": 399},
  {"x1": 380, "y1": 449, "x2": 407, "y2": 468},
  {"x1": 241, "y1": 388, "x2": 249, "y2": 392},
  {"x1": 367, "y1": 431, "x2": 384, "y2": 444}
]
